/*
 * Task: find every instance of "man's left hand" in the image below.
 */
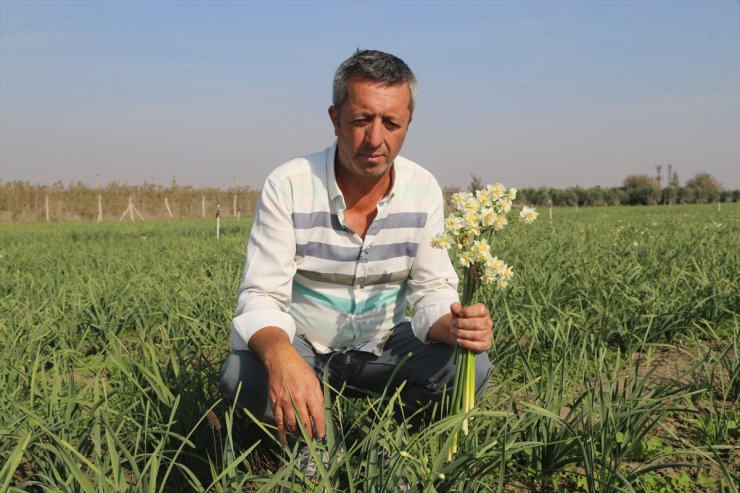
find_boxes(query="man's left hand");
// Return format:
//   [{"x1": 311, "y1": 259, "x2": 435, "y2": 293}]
[{"x1": 449, "y1": 302, "x2": 493, "y2": 353}]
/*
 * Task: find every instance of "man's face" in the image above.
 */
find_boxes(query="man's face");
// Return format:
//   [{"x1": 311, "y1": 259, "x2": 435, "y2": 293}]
[{"x1": 329, "y1": 77, "x2": 413, "y2": 182}]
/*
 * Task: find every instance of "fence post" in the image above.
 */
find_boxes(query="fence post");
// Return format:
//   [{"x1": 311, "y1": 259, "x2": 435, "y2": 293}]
[
  {"x1": 216, "y1": 205, "x2": 221, "y2": 239},
  {"x1": 45, "y1": 195, "x2": 50, "y2": 222},
  {"x1": 201, "y1": 196, "x2": 206, "y2": 218},
  {"x1": 97, "y1": 195, "x2": 103, "y2": 222}
]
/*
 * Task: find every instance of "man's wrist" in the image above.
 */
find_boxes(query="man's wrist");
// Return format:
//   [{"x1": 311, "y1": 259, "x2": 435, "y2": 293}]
[{"x1": 248, "y1": 326, "x2": 294, "y2": 363}]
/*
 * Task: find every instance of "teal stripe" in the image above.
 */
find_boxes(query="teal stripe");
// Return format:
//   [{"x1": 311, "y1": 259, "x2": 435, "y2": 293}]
[
  {"x1": 357, "y1": 285, "x2": 405, "y2": 313},
  {"x1": 293, "y1": 282, "x2": 354, "y2": 313},
  {"x1": 293, "y1": 282, "x2": 405, "y2": 315}
]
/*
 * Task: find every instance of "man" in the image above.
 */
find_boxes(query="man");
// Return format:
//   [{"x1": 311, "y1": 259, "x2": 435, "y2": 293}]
[{"x1": 219, "y1": 49, "x2": 494, "y2": 446}]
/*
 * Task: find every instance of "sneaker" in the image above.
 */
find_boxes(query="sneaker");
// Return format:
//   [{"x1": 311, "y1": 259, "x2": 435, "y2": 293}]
[
  {"x1": 284, "y1": 439, "x2": 343, "y2": 492},
  {"x1": 294, "y1": 442, "x2": 330, "y2": 484}
]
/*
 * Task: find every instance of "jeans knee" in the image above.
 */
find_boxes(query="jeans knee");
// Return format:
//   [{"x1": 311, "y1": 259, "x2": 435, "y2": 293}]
[
  {"x1": 218, "y1": 351, "x2": 270, "y2": 418},
  {"x1": 474, "y1": 352, "x2": 494, "y2": 395}
]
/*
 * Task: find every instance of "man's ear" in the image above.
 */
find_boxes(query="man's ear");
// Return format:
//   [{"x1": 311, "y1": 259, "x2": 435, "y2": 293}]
[{"x1": 328, "y1": 106, "x2": 339, "y2": 136}]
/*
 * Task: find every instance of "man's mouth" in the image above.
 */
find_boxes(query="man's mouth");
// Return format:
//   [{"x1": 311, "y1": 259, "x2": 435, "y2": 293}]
[{"x1": 360, "y1": 151, "x2": 385, "y2": 161}]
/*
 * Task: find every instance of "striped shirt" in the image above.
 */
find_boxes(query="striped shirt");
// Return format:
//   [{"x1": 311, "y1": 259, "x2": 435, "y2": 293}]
[{"x1": 230, "y1": 143, "x2": 459, "y2": 355}]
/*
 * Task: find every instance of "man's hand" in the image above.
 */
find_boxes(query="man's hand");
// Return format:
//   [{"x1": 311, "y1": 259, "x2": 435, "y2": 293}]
[
  {"x1": 450, "y1": 302, "x2": 493, "y2": 353},
  {"x1": 428, "y1": 302, "x2": 494, "y2": 353},
  {"x1": 249, "y1": 327, "x2": 326, "y2": 446}
]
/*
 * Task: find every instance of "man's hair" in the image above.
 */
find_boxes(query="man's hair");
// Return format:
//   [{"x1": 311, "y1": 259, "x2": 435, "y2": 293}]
[{"x1": 332, "y1": 49, "x2": 418, "y2": 113}]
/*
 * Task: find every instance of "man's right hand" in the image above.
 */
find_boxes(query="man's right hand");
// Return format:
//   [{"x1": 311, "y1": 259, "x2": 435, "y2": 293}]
[{"x1": 248, "y1": 327, "x2": 326, "y2": 446}]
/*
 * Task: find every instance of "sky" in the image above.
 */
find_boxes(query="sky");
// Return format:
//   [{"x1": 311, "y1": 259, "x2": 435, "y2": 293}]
[{"x1": 1, "y1": 0, "x2": 738, "y2": 191}]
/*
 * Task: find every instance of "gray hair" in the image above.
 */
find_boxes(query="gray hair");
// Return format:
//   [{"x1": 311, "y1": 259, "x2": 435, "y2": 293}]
[{"x1": 332, "y1": 49, "x2": 418, "y2": 113}]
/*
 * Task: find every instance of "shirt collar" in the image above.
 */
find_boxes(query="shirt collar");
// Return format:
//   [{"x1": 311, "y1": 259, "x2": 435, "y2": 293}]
[{"x1": 326, "y1": 141, "x2": 343, "y2": 202}]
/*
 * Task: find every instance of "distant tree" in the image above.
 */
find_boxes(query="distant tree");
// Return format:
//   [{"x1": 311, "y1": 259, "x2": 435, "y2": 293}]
[
  {"x1": 524, "y1": 186, "x2": 550, "y2": 206},
  {"x1": 468, "y1": 174, "x2": 483, "y2": 193},
  {"x1": 623, "y1": 174, "x2": 660, "y2": 190},
  {"x1": 583, "y1": 187, "x2": 606, "y2": 206},
  {"x1": 622, "y1": 174, "x2": 660, "y2": 205},
  {"x1": 685, "y1": 173, "x2": 722, "y2": 203},
  {"x1": 552, "y1": 187, "x2": 579, "y2": 206},
  {"x1": 686, "y1": 173, "x2": 722, "y2": 191},
  {"x1": 603, "y1": 188, "x2": 624, "y2": 206},
  {"x1": 676, "y1": 187, "x2": 694, "y2": 204},
  {"x1": 670, "y1": 171, "x2": 680, "y2": 188},
  {"x1": 661, "y1": 186, "x2": 678, "y2": 205}
]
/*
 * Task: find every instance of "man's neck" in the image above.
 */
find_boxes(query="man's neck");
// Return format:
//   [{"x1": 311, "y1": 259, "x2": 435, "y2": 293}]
[{"x1": 335, "y1": 163, "x2": 393, "y2": 211}]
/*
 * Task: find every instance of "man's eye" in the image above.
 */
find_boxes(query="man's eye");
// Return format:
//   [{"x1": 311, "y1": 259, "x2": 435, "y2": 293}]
[{"x1": 384, "y1": 121, "x2": 400, "y2": 130}]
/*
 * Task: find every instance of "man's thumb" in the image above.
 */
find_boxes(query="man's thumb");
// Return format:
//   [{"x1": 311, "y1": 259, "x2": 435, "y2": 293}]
[{"x1": 450, "y1": 301, "x2": 463, "y2": 317}]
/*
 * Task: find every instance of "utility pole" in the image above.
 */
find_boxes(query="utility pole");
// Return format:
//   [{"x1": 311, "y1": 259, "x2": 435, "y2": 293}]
[{"x1": 656, "y1": 165, "x2": 662, "y2": 188}]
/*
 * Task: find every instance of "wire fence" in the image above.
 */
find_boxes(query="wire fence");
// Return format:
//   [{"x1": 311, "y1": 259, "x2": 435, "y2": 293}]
[{"x1": 0, "y1": 181, "x2": 260, "y2": 223}]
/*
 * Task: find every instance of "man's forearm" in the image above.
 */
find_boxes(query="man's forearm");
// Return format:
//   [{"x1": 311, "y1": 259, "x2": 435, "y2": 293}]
[{"x1": 426, "y1": 313, "x2": 455, "y2": 346}]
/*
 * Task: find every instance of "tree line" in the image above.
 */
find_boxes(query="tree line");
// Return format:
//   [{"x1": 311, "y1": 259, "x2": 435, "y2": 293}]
[
  {"x1": 1, "y1": 171, "x2": 736, "y2": 222},
  {"x1": 450, "y1": 172, "x2": 737, "y2": 208}
]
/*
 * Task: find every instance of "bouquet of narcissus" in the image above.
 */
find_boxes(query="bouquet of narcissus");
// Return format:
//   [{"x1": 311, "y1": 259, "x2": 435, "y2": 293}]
[{"x1": 431, "y1": 184, "x2": 538, "y2": 459}]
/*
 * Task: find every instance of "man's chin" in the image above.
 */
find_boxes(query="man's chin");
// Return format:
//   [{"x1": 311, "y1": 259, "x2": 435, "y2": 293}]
[{"x1": 359, "y1": 164, "x2": 391, "y2": 178}]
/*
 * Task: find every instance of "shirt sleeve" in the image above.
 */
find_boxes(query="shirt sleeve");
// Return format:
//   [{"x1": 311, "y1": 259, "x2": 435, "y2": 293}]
[
  {"x1": 407, "y1": 183, "x2": 460, "y2": 343},
  {"x1": 230, "y1": 177, "x2": 297, "y2": 350}
]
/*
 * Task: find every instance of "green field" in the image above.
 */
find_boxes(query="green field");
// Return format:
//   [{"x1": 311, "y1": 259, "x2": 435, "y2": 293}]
[{"x1": 1, "y1": 204, "x2": 738, "y2": 492}]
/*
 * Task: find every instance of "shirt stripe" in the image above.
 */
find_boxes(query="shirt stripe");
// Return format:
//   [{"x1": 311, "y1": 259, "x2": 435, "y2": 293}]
[{"x1": 293, "y1": 211, "x2": 345, "y2": 231}]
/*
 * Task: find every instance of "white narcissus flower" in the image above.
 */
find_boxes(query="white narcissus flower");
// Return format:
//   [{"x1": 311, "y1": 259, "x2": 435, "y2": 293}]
[
  {"x1": 451, "y1": 192, "x2": 470, "y2": 209},
  {"x1": 500, "y1": 198, "x2": 513, "y2": 213},
  {"x1": 487, "y1": 183, "x2": 506, "y2": 200},
  {"x1": 464, "y1": 211, "x2": 479, "y2": 227},
  {"x1": 431, "y1": 234, "x2": 453, "y2": 250},
  {"x1": 481, "y1": 271, "x2": 496, "y2": 285},
  {"x1": 520, "y1": 206, "x2": 539, "y2": 224},
  {"x1": 464, "y1": 197, "x2": 481, "y2": 214},
  {"x1": 476, "y1": 189, "x2": 492, "y2": 207},
  {"x1": 458, "y1": 251, "x2": 474, "y2": 267},
  {"x1": 445, "y1": 214, "x2": 464, "y2": 232},
  {"x1": 472, "y1": 239, "x2": 491, "y2": 261},
  {"x1": 501, "y1": 265, "x2": 513, "y2": 280},
  {"x1": 493, "y1": 215, "x2": 508, "y2": 231},
  {"x1": 487, "y1": 256, "x2": 504, "y2": 274},
  {"x1": 480, "y1": 208, "x2": 497, "y2": 227},
  {"x1": 507, "y1": 188, "x2": 517, "y2": 200},
  {"x1": 465, "y1": 224, "x2": 481, "y2": 237},
  {"x1": 462, "y1": 232, "x2": 477, "y2": 245}
]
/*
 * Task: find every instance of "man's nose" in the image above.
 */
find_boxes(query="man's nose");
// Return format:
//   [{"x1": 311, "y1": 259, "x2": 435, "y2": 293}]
[{"x1": 364, "y1": 120, "x2": 383, "y2": 148}]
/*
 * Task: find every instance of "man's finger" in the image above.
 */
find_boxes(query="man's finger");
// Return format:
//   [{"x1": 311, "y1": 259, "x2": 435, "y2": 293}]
[
  {"x1": 296, "y1": 404, "x2": 314, "y2": 441},
  {"x1": 274, "y1": 408, "x2": 287, "y2": 447},
  {"x1": 459, "y1": 303, "x2": 489, "y2": 318},
  {"x1": 307, "y1": 392, "x2": 327, "y2": 439}
]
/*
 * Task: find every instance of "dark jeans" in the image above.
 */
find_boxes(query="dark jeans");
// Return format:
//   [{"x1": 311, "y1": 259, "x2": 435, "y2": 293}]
[{"x1": 218, "y1": 321, "x2": 493, "y2": 423}]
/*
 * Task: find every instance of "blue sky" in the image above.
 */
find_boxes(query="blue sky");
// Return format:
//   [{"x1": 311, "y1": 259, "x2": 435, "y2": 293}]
[{"x1": 1, "y1": 0, "x2": 738, "y2": 190}]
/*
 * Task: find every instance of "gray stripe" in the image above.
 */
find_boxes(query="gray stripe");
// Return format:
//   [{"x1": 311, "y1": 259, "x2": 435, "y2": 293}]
[
  {"x1": 365, "y1": 270, "x2": 411, "y2": 285},
  {"x1": 296, "y1": 241, "x2": 418, "y2": 263},
  {"x1": 297, "y1": 269, "x2": 355, "y2": 286},
  {"x1": 367, "y1": 212, "x2": 427, "y2": 236},
  {"x1": 382, "y1": 212, "x2": 427, "y2": 229},
  {"x1": 293, "y1": 212, "x2": 344, "y2": 231},
  {"x1": 367, "y1": 242, "x2": 419, "y2": 261},
  {"x1": 296, "y1": 242, "x2": 361, "y2": 262},
  {"x1": 296, "y1": 269, "x2": 411, "y2": 286}
]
